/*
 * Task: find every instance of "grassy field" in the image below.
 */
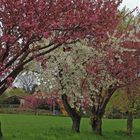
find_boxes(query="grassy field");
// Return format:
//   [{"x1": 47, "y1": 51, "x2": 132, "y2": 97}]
[{"x1": 0, "y1": 114, "x2": 140, "y2": 140}]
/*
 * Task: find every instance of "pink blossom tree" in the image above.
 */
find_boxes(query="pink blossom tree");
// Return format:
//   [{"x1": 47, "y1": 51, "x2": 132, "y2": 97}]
[
  {"x1": 84, "y1": 16, "x2": 140, "y2": 135},
  {"x1": 0, "y1": 0, "x2": 122, "y2": 95}
]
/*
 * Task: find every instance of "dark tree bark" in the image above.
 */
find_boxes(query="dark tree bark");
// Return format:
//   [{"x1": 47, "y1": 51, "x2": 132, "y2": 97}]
[
  {"x1": 0, "y1": 66, "x2": 23, "y2": 95},
  {"x1": 91, "y1": 115, "x2": 102, "y2": 135},
  {"x1": 0, "y1": 42, "x2": 63, "y2": 95},
  {"x1": 72, "y1": 116, "x2": 81, "y2": 133},
  {"x1": 126, "y1": 86, "x2": 134, "y2": 136},
  {"x1": 62, "y1": 94, "x2": 81, "y2": 133},
  {"x1": 0, "y1": 122, "x2": 3, "y2": 138},
  {"x1": 90, "y1": 85, "x2": 116, "y2": 135},
  {"x1": 0, "y1": 84, "x2": 7, "y2": 96},
  {"x1": 127, "y1": 111, "x2": 133, "y2": 136}
]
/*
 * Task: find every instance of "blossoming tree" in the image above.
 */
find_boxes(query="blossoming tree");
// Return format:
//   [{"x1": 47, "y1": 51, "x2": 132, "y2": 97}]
[{"x1": 1, "y1": 0, "x2": 122, "y2": 95}]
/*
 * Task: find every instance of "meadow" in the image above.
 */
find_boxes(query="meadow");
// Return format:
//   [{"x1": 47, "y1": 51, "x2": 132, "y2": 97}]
[{"x1": 0, "y1": 114, "x2": 140, "y2": 140}]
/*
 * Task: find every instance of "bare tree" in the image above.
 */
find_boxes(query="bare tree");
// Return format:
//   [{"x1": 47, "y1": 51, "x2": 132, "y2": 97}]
[{"x1": 14, "y1": 71, "x2": 39, "y2": 94}]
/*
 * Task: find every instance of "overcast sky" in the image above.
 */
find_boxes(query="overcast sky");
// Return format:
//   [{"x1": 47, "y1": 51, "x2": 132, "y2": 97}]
[{"x1": 121, "y1": 0, "x2": 140, "y2": 10}]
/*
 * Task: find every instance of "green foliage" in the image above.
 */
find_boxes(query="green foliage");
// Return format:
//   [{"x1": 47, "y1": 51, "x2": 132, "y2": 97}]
[
  {"x1": 4, "y1": 88, "x2": 27, "y2": 97},
  {"x1": 106, "y1": 89, "x2": 140, "y2": 118},
  {"x1": 0, "y1": 88, "x2": 27, "y2": 103},
  {"x1": 118, "y1": 7, "x2": 135, "y2": 31},
  {"x1": 106, "y1": 90, "x2": 129, "y2": 113}
]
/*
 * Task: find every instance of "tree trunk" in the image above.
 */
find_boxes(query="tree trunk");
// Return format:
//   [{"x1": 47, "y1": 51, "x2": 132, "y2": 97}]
[
  {"x1": 90, "y1": 85, "x2": 116, "y2": 135},
  {"x1": 127, "y1": 111, "x2": 133, "y2": 136},
  {"x1": 0, "y1": 122, "x2": 3, "y2": 138},
  {"x1": 0, "y1": 84, "x2": 7, "y2": 96},
  {"x1": 91, "y1": 115, "x2": 102, "y2": 135},
  {"x1": 62, "y1": 94, "x2": 81, "y2": 133},
  {"x1": 34, "y1": 108, "x2": 38, "y2": 115},
  {"x1": 72, "y1": 116, "x2": 81, "y2": 133}
]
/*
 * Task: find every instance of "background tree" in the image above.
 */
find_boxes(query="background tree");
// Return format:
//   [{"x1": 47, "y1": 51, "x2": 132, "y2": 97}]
[
  {"x1": 14, "y1": 70, "x2": 39, "y2": 94},
  {"x1": 0, "y1": 87, "x2": 27, "y2": 104},
  {"x1": 107, "y1": 84, "x2": 140, "y2": 136}
]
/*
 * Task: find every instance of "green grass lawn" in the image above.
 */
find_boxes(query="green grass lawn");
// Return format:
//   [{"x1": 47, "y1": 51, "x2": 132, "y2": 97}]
[{"x1": 0, "y1": 114, "x2": 140, "y2": 140}]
